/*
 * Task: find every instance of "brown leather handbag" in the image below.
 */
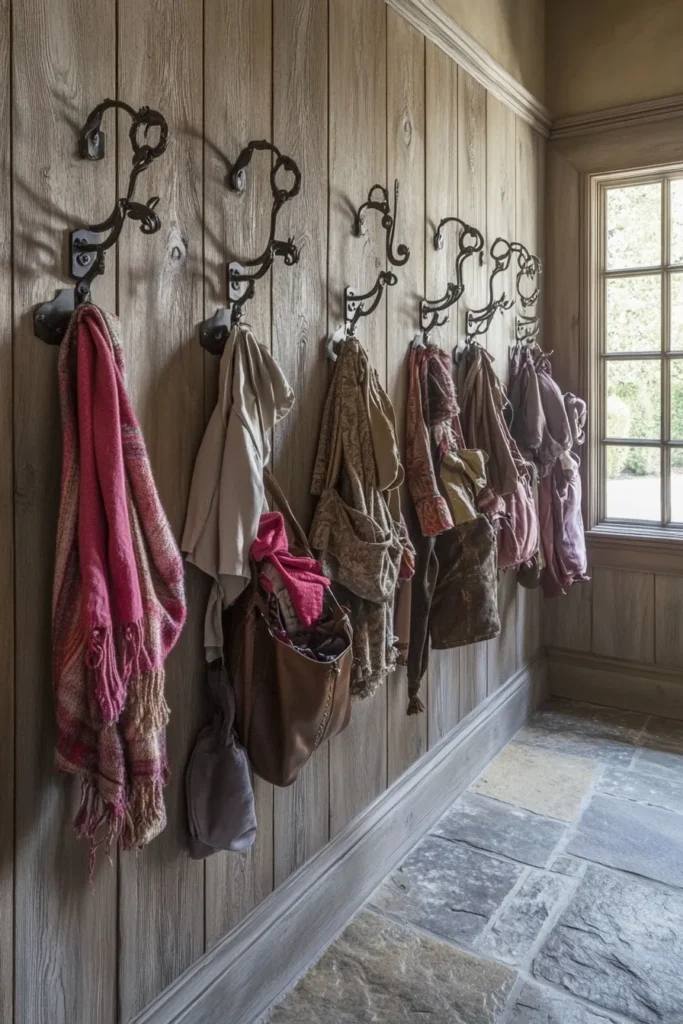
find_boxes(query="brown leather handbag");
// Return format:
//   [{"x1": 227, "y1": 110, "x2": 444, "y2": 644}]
[{"x1": 225, "y1": 469, "x2": 353, "y2": 787}]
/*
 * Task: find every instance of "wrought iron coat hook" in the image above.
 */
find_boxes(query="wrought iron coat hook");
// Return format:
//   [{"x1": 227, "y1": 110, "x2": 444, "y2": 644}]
[
  {"x1": 329, "y1": 179, "x2": 409, "y2": 352},
  {"x1": 353, "y1": 180, "x2": 410, "y2": 267},
  {"x1": 510, "y1": 241, "x2": 542, "y2": 344},
  {"x1": 463, "y1": 236, "x2": 515, "y2": 346},
  {"x1": 33, "y1": 99, "x2": 169, "y2": 345},
  {"x1": 419, "y1": 217, "x2": 484, "y2": 338},
  {"x1": 199, "y1": 140, "x2": 301, "y2": 355},
  {"x1": 511, "y1": 241, "x2": 542, "y2": 308}
]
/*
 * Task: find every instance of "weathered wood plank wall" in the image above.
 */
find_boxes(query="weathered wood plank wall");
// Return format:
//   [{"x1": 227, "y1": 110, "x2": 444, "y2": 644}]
[{"x1": 3, "y1": 1, "x2": 545, "y2": 1020}]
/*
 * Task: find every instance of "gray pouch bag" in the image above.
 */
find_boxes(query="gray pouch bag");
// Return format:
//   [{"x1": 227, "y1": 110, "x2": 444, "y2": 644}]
[{"x1": 185, "y1": 661, "x2": 257, "y2": 859}]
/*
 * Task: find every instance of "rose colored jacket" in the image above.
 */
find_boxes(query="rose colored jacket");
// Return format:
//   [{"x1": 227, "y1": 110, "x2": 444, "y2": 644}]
[{"x1": 509, "y1": 345, "x2": 589, "y2": 597}]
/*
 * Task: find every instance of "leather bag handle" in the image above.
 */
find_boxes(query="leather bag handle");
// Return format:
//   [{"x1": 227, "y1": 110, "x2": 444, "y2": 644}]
[{"x1": 263, "y1": 466, "x2": 316, "y2": 558}]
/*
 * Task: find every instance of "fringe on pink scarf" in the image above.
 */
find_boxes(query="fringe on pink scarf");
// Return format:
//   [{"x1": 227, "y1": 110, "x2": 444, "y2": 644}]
[{"x1": 52, "y1": 304, "x2": 186, "y2": 863}]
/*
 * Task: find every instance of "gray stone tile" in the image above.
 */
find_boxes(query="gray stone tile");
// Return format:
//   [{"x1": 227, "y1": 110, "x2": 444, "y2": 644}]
[
  {"x1": 471, "y1": 743, "x2": 597, "y2": 821},
  {"x1": 433, "y1": 793, "x2": 566, "y2": 868},
  {"x1": 267, "y1": 908, "x2": 516, "y2": 1024},
  {"x1": 517, "y1": 698, "x2": 645, "y2": 766},
  {"x1": 635, "y1": 747, "x2": 683, "y2": 779},
  {"x1": 598, "y1": 763, "x2": 683, "y2": 814},
  {"x1": 533, "y1": 698, "x2": 647, "y2": 738},
  {"x1": 370, "y1": 833, "x2": 522, "y2": 945},
  {"x1": 567, "y1": 794, "x2": 683, "y2": 888},
  {"x1": 534, "y1": 866, "x2": 683, "y2": 1024},
  {"x1": 508, "y1": 982, "x2": 624, "y2": 1024},
  {"x1": 477, "y1": 871, "x2": 571, "y2": 964},
  {"x1": 547, "y1": 854, "x2": 587, "y2": 878}
]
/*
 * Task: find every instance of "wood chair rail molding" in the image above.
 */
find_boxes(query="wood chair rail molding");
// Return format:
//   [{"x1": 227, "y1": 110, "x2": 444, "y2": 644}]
[{"x1": 385, "y1": 0, "x2": 552, "y2": 137}]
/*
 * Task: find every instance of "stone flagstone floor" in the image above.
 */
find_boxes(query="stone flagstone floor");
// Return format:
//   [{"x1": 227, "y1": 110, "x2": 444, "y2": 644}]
[{"x1": 260, "y1": 698, "x2": 683, "y2": 1024}]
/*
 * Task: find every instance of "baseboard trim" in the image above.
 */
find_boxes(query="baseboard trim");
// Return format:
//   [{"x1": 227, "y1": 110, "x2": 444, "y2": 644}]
[
  {"x1": 548, "y1": 647, "x2": 683, "y2": 720},
  {"x1": 132, "y1": 654, "x2": 547, "y2": 1024},
  {"x1": 385, "y1": 0, "x2": 551, "y2": 137}
]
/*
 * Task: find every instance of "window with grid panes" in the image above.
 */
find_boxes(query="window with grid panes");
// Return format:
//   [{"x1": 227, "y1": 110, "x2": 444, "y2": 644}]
[{"x1": 597, "y1": 169, "x2": 683, "y2": 527}]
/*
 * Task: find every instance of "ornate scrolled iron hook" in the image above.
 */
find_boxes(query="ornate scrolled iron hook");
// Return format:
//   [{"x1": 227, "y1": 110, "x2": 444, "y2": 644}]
[
  {"x1": 511, "y1": 241, "x2": 542, "y2": 309},
  {"x1": 463, "y1": 236, "x2": 515, "y2": 346},
  {"x1": 419, "y1": 217, "x2": 485, "y2": 338},
  {"x1": 199, "y1": 140, "x2": 302, "y2": 354},
  {"x1": 509, "y1": 241, "x2": 542, "y2": 346},
  {"x1": 327, "y1": 179, "x2": 410, "y2": 359},
  {"x1": 34, "y1": 99, "x2": 169, "y2": 344},
  {"x1": 353, "y1": 179, "x2": 410, "y2": 267}
]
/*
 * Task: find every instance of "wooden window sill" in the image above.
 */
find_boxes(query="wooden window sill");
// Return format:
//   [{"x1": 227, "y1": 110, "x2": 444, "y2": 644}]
[{"x1": 586, "y1": 526, "x2": 683, "y2": 574}]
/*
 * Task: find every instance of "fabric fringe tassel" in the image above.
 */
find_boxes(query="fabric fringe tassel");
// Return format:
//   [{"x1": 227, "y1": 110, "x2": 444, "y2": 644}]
[
  {"x1": 127, "y1": 670, "x2": 170, "y2": 732},
  {"x1": 74, "y1": 776, "x2": 125, "y2": 879},
  {"x1": 85, "y1": 620, "x2": 149, "y2": 725},
  {"x1": 121, "y1": 778, "x2": 167, "y2": 851}
]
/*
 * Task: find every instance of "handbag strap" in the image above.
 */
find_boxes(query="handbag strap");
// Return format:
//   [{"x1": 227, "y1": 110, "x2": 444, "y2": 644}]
[
  {"x1": 263, "y1": 466, "x2": 316, "y2": 558},
  {"x1": 242, "y1": 597, "x2": 257, "y2": 743}
]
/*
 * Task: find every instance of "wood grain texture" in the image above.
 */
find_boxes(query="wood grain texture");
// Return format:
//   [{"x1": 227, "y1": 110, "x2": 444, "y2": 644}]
[
  {"x1": 545, "y1": 145, "x2": 580, "y2": 396},
  {"x1": 488, "y1": 572, "x2": 518, "y2": 692},
  {"x1": 544, "y1": 577, "x2": 593, "y2": 652},
  {"x1": 116, "y1": 0, "x2": 206, "y2": 1016},
  {"x1": 654, "y1": 575, "x2": 683, "y2": 668},
  {"x1": 272, "y1": 0, "x2": 330, "y2": 887},
  {"x1": 386, "y1": 9, "x2": 427, "y2": 784},
  {"x1": 0, "y1": 0, "x2": 12, "y2": 1019},
  {"x1": 591, "y1": 568, "x2": 655, "y2": 664},
  {"x1": 328, "y1": 0, "x2": 388, "y2": 836},
  {"x1": 424, "y1": 41, "x2": 460, "y2": 747},
  {"x1": 514, "y1": 117, "x2": 542, "y2": 669},
  {"x1": 12, "y1": 2, "x2": 117, "y2": 1022},
  {"x1": 549, "y1": 648, "x2": 683, "y2": 721},
  {"x1": 4, "y1": 5, "x2": 550, "y2": 1017},
  {"x1": 484, "y1": 93, "x2": 517, "y2": 694},
  {"x1": 203, "y1": 0, "x2": 275, "y2": 944},
  {"x1": 458, "y1": 68, "x2": 488, "y2": 718}
]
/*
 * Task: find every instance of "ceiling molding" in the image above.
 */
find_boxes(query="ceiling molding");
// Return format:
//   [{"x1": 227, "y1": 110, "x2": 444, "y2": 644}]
[
  {"x1": 552, "y1": 93, "x2": 683, "y2": 141},
  {"x1": 385, "y1": 0, "x2": 551, "y2": 137}
]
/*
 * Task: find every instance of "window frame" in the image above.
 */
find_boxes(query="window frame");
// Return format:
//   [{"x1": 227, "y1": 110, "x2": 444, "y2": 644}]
[{"x1": 587, "y1": 163, "x2": 683, "y2": 537}]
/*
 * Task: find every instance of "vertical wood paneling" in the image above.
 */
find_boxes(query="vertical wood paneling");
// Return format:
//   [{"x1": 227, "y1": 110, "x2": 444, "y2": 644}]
[
  {"x1": 0, "y1": 0, "x2": 12, "y2": 1019},
  {"x1": 386, "y1": 10, "x2": 426, "y2": 783},
  {"x1": 458, "y1": 69, "x2": 488, "y2": 718},
  {"x1": 425, "y1": 41, "x2": 460, "y2": 746},
  {"x1": 545, "y1": 146, "x2": 580, "y2": 395},
  {"x1": 272, "y1": 0, "x2": 330, "y2": 887},
  {"x1": 515, "y1": 117, "x2": 543, "y2": 669},
  {"x1": 5, "y1": 5, "x2": 550, "y2": 1017},
  {"x1": 592, "y1": 568, "x2": 655, "y2": 663},
  {"x1": 485, "y1": 94, "x2": 517, "y2": 693},
  {"x1": 328, "y1": 0, "x2": 388, "y2": 836},
  {"x1": 654, "y1": 575, "x2": 683, "y2": 667},
  {"x1": 116, "y1": 0, "x2": 205, "y2": 1015},
  {"x1": 545, "y1": 577, "x2": 593, "y2": 651},
  {"x1": 12, "y1": 2, "x2": 117, "y2": 1022},
  {"x1": 203, "y1": 0, "x2": 275, "y2": 943}
]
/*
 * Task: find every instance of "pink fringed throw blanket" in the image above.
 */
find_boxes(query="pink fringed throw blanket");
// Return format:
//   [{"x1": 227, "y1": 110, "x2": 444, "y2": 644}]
[{"x1": 53, "y1": 304, "x2": 186, "y2": 860}]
